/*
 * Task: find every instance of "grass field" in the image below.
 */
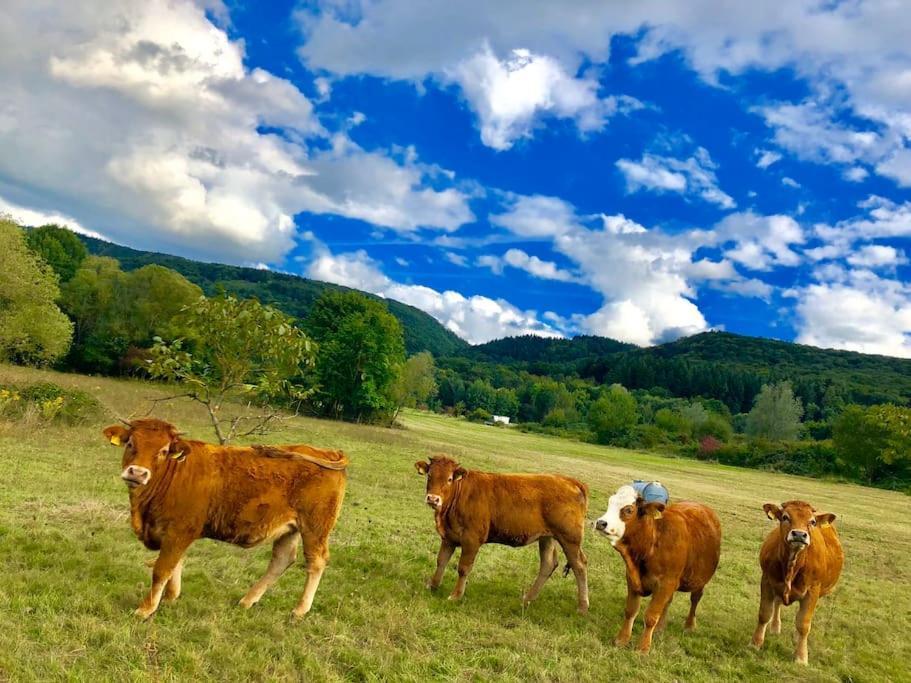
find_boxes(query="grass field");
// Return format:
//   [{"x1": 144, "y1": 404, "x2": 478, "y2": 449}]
[{"x1": 1, "y1": 365, "x2": 909, "y2": 682}]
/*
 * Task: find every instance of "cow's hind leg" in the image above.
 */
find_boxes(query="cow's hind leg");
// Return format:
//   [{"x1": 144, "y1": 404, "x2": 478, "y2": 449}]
[
  {"x1": 163, "y1": 558, "x2": 184, "y2": 602},
  {"x1": 292, "y1": 529, "x2": 330, "y2": 619},
  {"x1": 523, "y1": 537, "x2": 559, "y2": 606},
  {"x1": 684, "y1": 588, "x2": 703, "y2": 631},
  {"x1": 135, "y1": 538, "x2": 192, "y2": 620},
  {"x1": 240, "y1": 530, "x2": 299, "y2": 609},
  {"x1": 557, "y1": 538, "x2": 589, "y2": 614}
]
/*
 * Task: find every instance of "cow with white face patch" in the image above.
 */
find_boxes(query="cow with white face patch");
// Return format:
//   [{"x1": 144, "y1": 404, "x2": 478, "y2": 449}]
[
  {"x1": 751, "y1": 500, "x2": 843, "y2": 665},
  {"x1": 595, "y1": 484, "x2": 722, "y2": 653}
]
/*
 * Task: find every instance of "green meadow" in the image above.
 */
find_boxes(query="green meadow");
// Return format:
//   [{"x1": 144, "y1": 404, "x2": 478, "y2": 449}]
[{"x1": 1, "y1": 364, "x2": 908, "y2": 682}]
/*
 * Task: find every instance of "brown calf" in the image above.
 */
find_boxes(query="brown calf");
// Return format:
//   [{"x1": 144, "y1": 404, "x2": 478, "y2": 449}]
[
  {"x1": 414, "y1": 455, "x2": 590, "y2": 612},
  {"x1": 595, "y1": 484, "x2": 722, "y2": 653},
  {"x1": 102, "y1": 419, "x2": 347, "y2": 620},
  {"x1": 751, "y1": 500, "x2": 843, "y2": 664}
]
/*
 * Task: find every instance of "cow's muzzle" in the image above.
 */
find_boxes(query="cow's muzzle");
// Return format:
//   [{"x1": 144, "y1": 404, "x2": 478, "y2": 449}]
[
  {"x1": 787, "y1": 529, "x2": 810, "y2": 548},
  {"x1": 121, "y1": 465, "x2": 151, "y2": 487},
  {"x1": 425, "y1": 494, "x2": 442, "y2": 510}
]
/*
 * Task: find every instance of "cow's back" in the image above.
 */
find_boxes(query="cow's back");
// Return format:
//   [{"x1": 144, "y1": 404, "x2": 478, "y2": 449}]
[{"x1": 446, "y1": 472, "x2": 587, "y2": 546}]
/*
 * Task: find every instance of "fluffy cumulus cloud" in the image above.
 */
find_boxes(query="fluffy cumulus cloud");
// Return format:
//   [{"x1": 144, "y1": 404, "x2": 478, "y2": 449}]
[
  {"x1": 447, "y1": 47, "x2": 627, "y2": 150},
  {"x1": 793, "y1": 269, "x2": 911, "y2": 358},
  {"x1": 298, "y1": 0, "x2": 911, "y2": 174},
  {"x1": 616, "y1": 147, "x2": 735, "y2": 209},
  {"x1": 714, "y1": 212, "x2": 805, "y2": 271},
  {"x1": 0, "y1": 0, "x2": 473, "y2": 263},
  {"x1": 479, "y1": 248, "x2": 575, "y2": 282},
  {"x1": 306, "y1": 246, "x2": 560, "y2": 343}
]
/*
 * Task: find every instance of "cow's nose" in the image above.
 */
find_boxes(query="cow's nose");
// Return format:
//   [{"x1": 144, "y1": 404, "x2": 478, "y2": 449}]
[
  {"x1": 425, "y1": 494, "x2": 441, "y2": 506},
  {"x1": 788, "y1": 529, "x2": 809, "y2": 543},
  {"x1": 595, "y1": 519, "x2": 608, "y2": 531}
]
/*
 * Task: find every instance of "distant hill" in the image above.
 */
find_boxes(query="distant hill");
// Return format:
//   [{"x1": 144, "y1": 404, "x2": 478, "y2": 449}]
[
  {"x1": 458, "y1": 330, "x2": 911, "y2": 413},
  {"x1": 79, "y1": 236, "x2": 468, "y2": 357}
]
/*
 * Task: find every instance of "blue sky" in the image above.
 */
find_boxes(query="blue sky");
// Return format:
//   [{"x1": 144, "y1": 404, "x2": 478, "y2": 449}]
[{"x1": 1, "y1": 1, "x2": 910, "y2": 354}]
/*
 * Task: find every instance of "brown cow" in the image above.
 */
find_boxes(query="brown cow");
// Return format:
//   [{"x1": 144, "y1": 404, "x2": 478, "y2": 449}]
[
  {"x1": 595, "y1": 484, "x2": 722, "y2": 653},
  {"x1": 414, "y1": 455, "x2": 590, "y2": 612},
  {"x1": 751, "y1": 500, "x2": 843, "y2": 665},
  {"x1": 102, "y1": 419, "x2": 347, "y2": 620}
]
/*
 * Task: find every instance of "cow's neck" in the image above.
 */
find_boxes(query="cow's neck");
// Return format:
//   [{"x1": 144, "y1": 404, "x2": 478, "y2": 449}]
[
  {"x1": 778, "y1": 540, "x2": 808, "y2": 604},
  {"x1": 622, "y1": 520, "x2": 657, "y2": 562},
  {"x1": 128, "y1": 459, "x2": 181, "y2": 533},
  {"x1": 435, "y1": 477, "x2": 466, "y2": 535}
]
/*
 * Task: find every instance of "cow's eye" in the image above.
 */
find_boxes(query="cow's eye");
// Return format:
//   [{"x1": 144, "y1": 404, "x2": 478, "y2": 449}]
[
  {"x1": 623, "y1": 506, "x2": 633, "y2": 515},
  {"x1": 447, "y1": 475, "x2": 452, "y2": 483},
  {"x1": 810, "y1": 518, "x2": 817, "y2": 526},
  {"x1": 782, "y1": 514, "x2": 790, "y2": 523}
]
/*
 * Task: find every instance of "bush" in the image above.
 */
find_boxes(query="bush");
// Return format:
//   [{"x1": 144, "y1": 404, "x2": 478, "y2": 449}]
[
  {"x1": 694, "y1": 413, "x2": 734, "y2": 442},
  {"x1": 467, "y1": 408, "x2": 492, "y2": 423},
  {"x1": 804, "y1": 420, "x2": 833, "y2": 441},
  {"x1": 0, "y1": 382, "x2": 102, "y2": 425},
  {"x1": 697, "y1": 438, "x2": 841, "y2": 479}
]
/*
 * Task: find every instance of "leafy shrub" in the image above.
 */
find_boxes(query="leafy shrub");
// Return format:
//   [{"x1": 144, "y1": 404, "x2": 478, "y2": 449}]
[
  {"x1": 467, "y1": 408, "x2": 492, "y2": 423},
  {"x1": 699, "y1": 436, "x2": 722, "y2": 457},
  {"x1": 694, "y1": 413, "x2": 734, "y2": 442},
  {"x1": 697, "y1": 438, "x2": 841, "y2": 479},
  {"x1": 0, "y1": 382, "x2": 102, "y2": 425}
]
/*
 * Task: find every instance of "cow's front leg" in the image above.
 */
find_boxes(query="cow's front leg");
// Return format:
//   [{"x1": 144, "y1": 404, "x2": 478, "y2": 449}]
[
  {"x1": 637, "y1": 583, "x2": 676, "y2": 653},
  {"x1": 136, "y1": 539, "x2": 192, "y2": 619},
  {"x1": 428, "y1": 539, "x2": 456, "y2": 591},
  {"x1": 614, "y1": 588, "x2": 642, "y2": 646},
  {"x1": 794, "y1": 589, "x2": 820, "y2": 665},
  {"x1": 615, "y1": 543, "x2": 643, "y2": 595},
  {"x1": 449, "y1": 541, "x2": 480, "y2": 601},
  {"x1": 751, "y1": 578, "x2": 776, "y2": 649}
]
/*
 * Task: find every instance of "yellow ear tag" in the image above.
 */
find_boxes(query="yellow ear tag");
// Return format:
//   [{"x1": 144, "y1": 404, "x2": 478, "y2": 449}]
[
  {"x1": 820, "y1": 521, "x2": 830, "y2": 528},
  {"x1": 110, "y1": 435, "x2": 122, "y2": 446},
  {"x1": 171, "y1": 451, "x2": 186, "y2": 462},
  {"x1": 652, "y1": 510, "x2": 663, "y2": 520}
]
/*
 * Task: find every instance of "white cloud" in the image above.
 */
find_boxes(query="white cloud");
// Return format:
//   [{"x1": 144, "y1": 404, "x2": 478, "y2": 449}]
[
  {"x1": 447, "y1": 46, "x2": 625, "y2": 150},
  {"x1": 489, "y1": 193, "x2": 578, "y2": 238},
  {"x1": 297, "y1": 0, "x2": 911, "y2": 169},
  {"x1": 755, "y1": 149, "x2": 782, "y2": 169},
  {"x1": 502, "y1": 248, "x2": 575, "y2": 282},
  {"x1": 846, "y1": 244, "x2": 907, "y2": 269},
  {"x1": 394, "y1": 257, "x2": 410, "y2": 267},
  {"x1": 306, "y1": 247, "x2": 561, "y2": 343},
  {"x1": 0, "y1": 196, "x2": 104, "y2": 239},
  {"x1": 843, "y1": 166, "x2": 870, "y2": 183},
  {"x1": 444, "y1": 251, "x2": 468, "y2": 267},
  {"x1": 794, "y1": 269, "x2": 911, "y2": 358},
  {"x1": 616, "y1": 148, "x2": 735, "y2": 209},
  {"x1": 0, "y1": 0, "x2": 473, "y2": 264},
  {"x1": 781, "y1": 177, "x2": 800, "y2": 189},
  {"x1": 715, "y1": 212, "x2": 805, "y2": 271},
  {"x1": 876, "y1": 149, "x2": 911, "y2": 187}
]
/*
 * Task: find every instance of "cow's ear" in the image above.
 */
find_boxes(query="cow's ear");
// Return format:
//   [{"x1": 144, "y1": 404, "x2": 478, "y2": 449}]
[
  {"x1": 414, "y1": 460, "x2": 430, "y2": 475},
  {"x1": 169, "y1": 439, "x2": 190, "y2": 462},
  {"x1": 103, "y1": 425, "x2": 129, "y2": 446},
  {"x1": 643, "y1": 502, "x2": 665, "y2": 519},
  {"x1": 815, "y1": 512, "x2": 836, "y2": 527},
  {"x1": 763, "y1": 503, "x2": 782, "y2": 521},
  {"x1": 453, "y1": 467, "x2": 466, "y2": 481}
]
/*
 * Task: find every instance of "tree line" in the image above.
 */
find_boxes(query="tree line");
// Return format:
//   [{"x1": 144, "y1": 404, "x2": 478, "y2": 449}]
[{"x1": 2, "y1": 220, "x2": 908, "y2": 489}]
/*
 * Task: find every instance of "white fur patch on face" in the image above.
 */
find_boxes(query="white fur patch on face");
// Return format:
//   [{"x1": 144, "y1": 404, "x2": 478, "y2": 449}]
[{"x1": 596, "y1": 485, "x2": 638, "y2": 546}]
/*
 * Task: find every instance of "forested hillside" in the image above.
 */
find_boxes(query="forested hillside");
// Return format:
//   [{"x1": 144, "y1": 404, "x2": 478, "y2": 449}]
[{"x1": 80, "y1": 237, "x2": 467, "y2": 358}]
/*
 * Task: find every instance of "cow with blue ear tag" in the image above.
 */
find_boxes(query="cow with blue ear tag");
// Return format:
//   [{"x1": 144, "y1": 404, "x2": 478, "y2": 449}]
[{"x1": 595, "y1": 482, "x2": 722, "y2": 653}]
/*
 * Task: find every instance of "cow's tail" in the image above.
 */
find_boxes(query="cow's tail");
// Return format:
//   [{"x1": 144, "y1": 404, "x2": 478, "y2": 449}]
[{"x1": 252, "y1": 445, "x2": 349, "y2": 470}]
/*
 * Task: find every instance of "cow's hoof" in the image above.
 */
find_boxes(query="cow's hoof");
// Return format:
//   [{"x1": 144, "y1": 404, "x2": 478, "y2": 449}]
[
  {"x1": 577, "y1": 603, "x2": 589, "y2": 615},
  {"x1": 684, "y1": 621, "x2": 696, "y2": 632},
  {"x1": 426, "y1": 582, "x2": 439, "y2": 592},
  {"x1": 238, "y1": 597, "x2": 257, "y2": 609},
  {"x1": 291, "y1": 608, "x2": 309, "y2": 621},
  {"x1": 134, "y1": 606, "x2": 155, "y2": 620},
  {"x1": 447, "y1": 594, "x2": 462, "y2": 602},
  {"x1": 794, "y1": 657, "x2": 808, "y2": 666},
  {"x1": 613, "y1": 637, "x2": 630, "y2": 648},
  {"x1": 770, "y1": 623, "x2": 781, "y2": 635}
]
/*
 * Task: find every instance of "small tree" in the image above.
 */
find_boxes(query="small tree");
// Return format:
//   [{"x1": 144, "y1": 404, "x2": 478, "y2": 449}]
[
  {"x1": 25, "y1": 224, "x2": 88, "y2": 283},
  {"x1": 834, "y1": 404, "x2": 911, "y2": 483},
  {"x1": 0, "y1": 219, "x2": 73, "y2": 365},
  {"x1": 306, "y1": 291, "x2": 405, "y2": 422},
  {"x1": 147, "y1": 295, "x2": 315, "y2": 443},
  {"x1": 390, "y1": 351, "x2": 438, "y2": 423},
  {"x1": 588, "y1": 384, "x2": 638, "y2": 444},
  {"x1": 746, "y1": 381, "x2": 803, "y2": 441}
]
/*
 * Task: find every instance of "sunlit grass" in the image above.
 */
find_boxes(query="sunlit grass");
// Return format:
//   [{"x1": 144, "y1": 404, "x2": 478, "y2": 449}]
[{"x1": 0, "y1": 364, "x2": 908, "y2": 681}]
